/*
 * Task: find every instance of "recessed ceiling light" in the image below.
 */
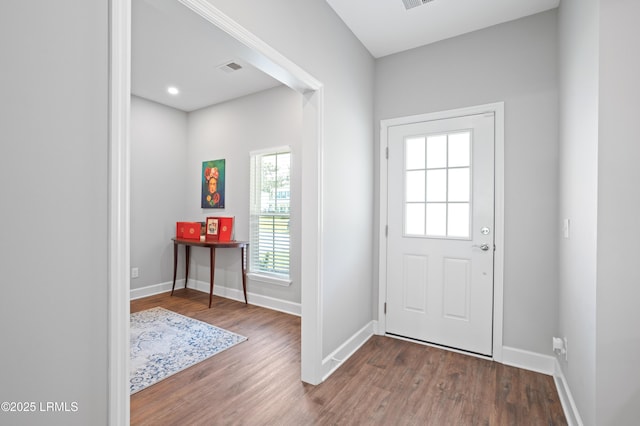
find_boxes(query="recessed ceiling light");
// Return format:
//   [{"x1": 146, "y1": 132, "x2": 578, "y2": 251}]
[{"x1": 167, "y1": 86, "x2": 179, "y2": 95}]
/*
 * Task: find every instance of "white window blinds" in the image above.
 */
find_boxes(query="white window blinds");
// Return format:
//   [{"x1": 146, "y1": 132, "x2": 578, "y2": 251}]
[{"x1": 249, "y1": 148, "x2": 291, "y2": 279}]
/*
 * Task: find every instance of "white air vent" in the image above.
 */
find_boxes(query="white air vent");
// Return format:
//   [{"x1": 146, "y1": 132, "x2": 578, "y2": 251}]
[
  {"x1": 402, "y1": 0, "x2": 435, "y2": 10},
  {"x1": 217, "y1": 61, "x2": 243, "y2": 73}
]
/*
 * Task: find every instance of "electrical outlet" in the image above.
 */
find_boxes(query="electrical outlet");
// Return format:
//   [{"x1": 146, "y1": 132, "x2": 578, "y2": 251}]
[
  {"x1": 131, "y1": 267, "x2": 139, "y2": 279},
  {"x1": 553, "y1": 336, "x2": 567, "y2": 361}
]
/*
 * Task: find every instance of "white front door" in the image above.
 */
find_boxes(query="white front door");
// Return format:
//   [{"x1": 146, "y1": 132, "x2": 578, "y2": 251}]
[{"x1": 386, "y1": 112, "x2": 495, "y2": 356}]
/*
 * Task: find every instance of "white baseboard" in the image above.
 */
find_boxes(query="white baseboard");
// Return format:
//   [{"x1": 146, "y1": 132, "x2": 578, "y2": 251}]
[
  {"x1": 129, "y1": 279, "x2": 301, "y2": 317},
  {"x1": 130, "y1": 280, "x2": 180, "y2": 300},
  {"x1": 501, "y1": 346, "x2": 556, "y2": 375},
  {"x1": 553, "y1": 360, "x2": 584, "y2": 426},
  {"x1": 321, "y1": 321, "x2": 375, "y2": 381}
]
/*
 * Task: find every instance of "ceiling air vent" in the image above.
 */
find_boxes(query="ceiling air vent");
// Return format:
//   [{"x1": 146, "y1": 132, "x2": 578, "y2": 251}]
[
  {"x1": 217, "y1": 61, "x2": 243, "y2": 73},
  {"x1": 402, "y1": 0, "x2": 435, "y2": 10}
]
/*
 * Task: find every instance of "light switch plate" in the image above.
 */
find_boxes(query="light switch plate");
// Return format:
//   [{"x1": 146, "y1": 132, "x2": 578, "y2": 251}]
[{"x1": 562, "y1": 219, "x2": 570, "y2": 239}]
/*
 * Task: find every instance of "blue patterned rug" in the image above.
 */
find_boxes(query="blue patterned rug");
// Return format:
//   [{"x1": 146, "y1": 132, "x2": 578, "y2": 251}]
[{"x1": 130, "y1": 307, "x2": 247, "y2": 394}]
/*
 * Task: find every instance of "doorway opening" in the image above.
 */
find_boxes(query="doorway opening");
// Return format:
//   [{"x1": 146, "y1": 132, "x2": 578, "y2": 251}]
[{"x1": 108, "y1": 0, "x2": 325, "y2": 422}]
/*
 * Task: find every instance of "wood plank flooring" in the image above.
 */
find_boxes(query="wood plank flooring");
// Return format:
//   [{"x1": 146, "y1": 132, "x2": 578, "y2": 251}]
[{"x1": 131, "y1": 290, "x2": 567, "y2": 425}]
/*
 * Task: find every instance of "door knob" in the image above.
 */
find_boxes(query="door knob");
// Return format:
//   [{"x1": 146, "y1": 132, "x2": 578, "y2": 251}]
[{"x1": 473, "y1": 244, "x2": 490, "y2": 251}]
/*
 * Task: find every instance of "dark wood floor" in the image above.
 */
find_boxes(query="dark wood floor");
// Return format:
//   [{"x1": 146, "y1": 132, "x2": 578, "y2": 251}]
[{"x1": 131, "y1": 290, "x2": 567, "y2": 425}]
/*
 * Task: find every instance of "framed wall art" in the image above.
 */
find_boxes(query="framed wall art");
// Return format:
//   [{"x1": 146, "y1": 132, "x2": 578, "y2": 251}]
[{"x1": 202, "y1": 159, "x2": 226, "y2": 208}]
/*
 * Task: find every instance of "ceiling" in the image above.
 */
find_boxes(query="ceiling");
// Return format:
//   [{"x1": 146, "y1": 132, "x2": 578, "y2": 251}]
[
  {"x1": 326, "y1": 0, "x2": 560, "y2": 58},
  {"x1": 131, "y1": 0, "x2": 282, "y2": 112},
  {"x1": 132, "y1": 0, "x2": 560, "y2": 112}
]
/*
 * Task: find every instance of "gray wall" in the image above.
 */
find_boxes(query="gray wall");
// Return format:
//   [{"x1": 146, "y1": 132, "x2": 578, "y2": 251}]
[
  {"x1": 557, "y1": 0, "x2": 598, "y2": 423},
  {"x1": 597, "y1": 0, "x2": 640, "y2": 423},
  {"x1": 185, "y1": 85, "x2": 303, "y2": 303},
  {"x1": 205, "y1": 0, "x2": 375, "y2": 358},
  {"x1": 375, "y1": 11, "x2": 559, "y2": 355},
  {"x1": 0, "y1": 2, "x2": 109, "y2": 425},
  {"x1": 130, "y1": 96, "x2": 188, "y2": 290},
  {"x1": 559, "y1": 0, "x2": 640, "y2": 423}
]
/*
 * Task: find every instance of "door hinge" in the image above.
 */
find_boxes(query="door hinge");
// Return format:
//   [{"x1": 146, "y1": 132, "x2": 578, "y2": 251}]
[
  {"x1": 384, "y1": 302, "x2": 387, "y2": 314},
  {"x1": 385, "y1": 225, "x2": 388, "y2": 237},
  {"x1": 385, "y1": 147, "x2": 389, "y2": 159}
]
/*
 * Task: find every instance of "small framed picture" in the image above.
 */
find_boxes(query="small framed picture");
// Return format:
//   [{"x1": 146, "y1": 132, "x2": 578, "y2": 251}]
[{"x1": 206, "y1": 217, "x2": 219, "y2": 240}]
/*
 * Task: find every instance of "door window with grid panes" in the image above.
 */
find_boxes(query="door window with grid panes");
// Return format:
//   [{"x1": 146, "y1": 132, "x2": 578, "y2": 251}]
[{"x1": 404, "y1": 131, "x2": 472, "y2": 239}]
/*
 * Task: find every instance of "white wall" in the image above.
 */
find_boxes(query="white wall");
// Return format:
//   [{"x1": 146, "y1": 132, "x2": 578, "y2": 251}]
[
  {"x1": 557, "y1": 0, "x2": 599, "y2": 423},
  {"x1": 130, "y1": 96, "x2": 188, "y2": 290},
  {"x1": 0, "y1": 2, "x2": 109, "y2": 425},
  {"x1": 596, "y1": 0, "x2": 640, "y2": 423},
  {"x1": 375, "y1": 11, "x2": 559, "y2": 355},
  {"x1": 185, "y1": 85, "x2": 303, "y2": 303},
  {"x1": 203, "y1": 0, "x2": 375, "y2": 358}
]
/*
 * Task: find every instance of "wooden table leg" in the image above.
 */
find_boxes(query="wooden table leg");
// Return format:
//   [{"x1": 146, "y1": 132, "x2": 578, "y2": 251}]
[
  {"x1": 241, "y1": 245, "x2": 248, "y2": 304},
  {"x1": 209, "y1": 246, "x2": 216, "y2": 308},
  {"x1": 184, "y1": 246, "x2": 190, "y2": 289},
  {"x1": 171, "y1": 242, "x2": 178, "y2": 295}
]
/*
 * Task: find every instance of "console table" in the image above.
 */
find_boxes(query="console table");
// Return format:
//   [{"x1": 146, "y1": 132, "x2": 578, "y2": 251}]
[{"x1": 171, "y1": 238, "x2": 249, "y2": 308}]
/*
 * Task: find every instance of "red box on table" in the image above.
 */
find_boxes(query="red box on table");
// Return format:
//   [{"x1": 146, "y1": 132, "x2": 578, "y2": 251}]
[
  {"x1": 205, "y1": 216, "x2": 234, "y2": 241},
  {"x1": 218, "y1": 217, "x2": 234, "y2": 242},
  {"x1": 176, "y1": 222, "x2": 201, "y2": 240}
]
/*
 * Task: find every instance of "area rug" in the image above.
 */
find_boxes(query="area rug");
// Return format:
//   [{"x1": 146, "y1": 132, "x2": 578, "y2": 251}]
[{"x1": 130, "y1": 307, "x2": 247, "y2": 394}]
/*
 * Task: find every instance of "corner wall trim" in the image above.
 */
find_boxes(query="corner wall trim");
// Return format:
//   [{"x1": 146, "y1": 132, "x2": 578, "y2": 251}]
[
  {"x1": 130, "y1": 280, "x2": 301, "y2": 317},
  {"x1": 553, "y1": 360, "x2": 584, "y2": 426},
  {"x1": 108, "y1": 0, "x2": 131, "y2": 423},
  {"x1": 501, "y1": 346, "x2": 555, "y2": 375},
  {"x1": 321, "y1": 321, "x2": 375, "y2": 381}
]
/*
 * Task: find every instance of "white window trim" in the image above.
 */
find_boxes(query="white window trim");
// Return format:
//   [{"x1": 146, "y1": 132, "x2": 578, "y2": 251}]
[
  {"x1": 247, "y1": 272, "x2": 292, "y2": 287},
  {"x1": 249, "y1": 145, "x2": 291, "y2": 157}
]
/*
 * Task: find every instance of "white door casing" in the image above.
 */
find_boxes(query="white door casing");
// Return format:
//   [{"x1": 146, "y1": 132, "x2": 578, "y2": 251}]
[{"x1": 378, "y1": 103, "x2": 504, "y2": 360}]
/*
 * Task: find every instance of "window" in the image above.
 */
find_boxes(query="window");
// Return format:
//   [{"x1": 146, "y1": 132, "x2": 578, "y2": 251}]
[
  {"x1": 249, "y1": 147, "x2": 291, "y2": 281},
  {"x1": 404, "y1": 131, "x2": 472, "y2": 239}
]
